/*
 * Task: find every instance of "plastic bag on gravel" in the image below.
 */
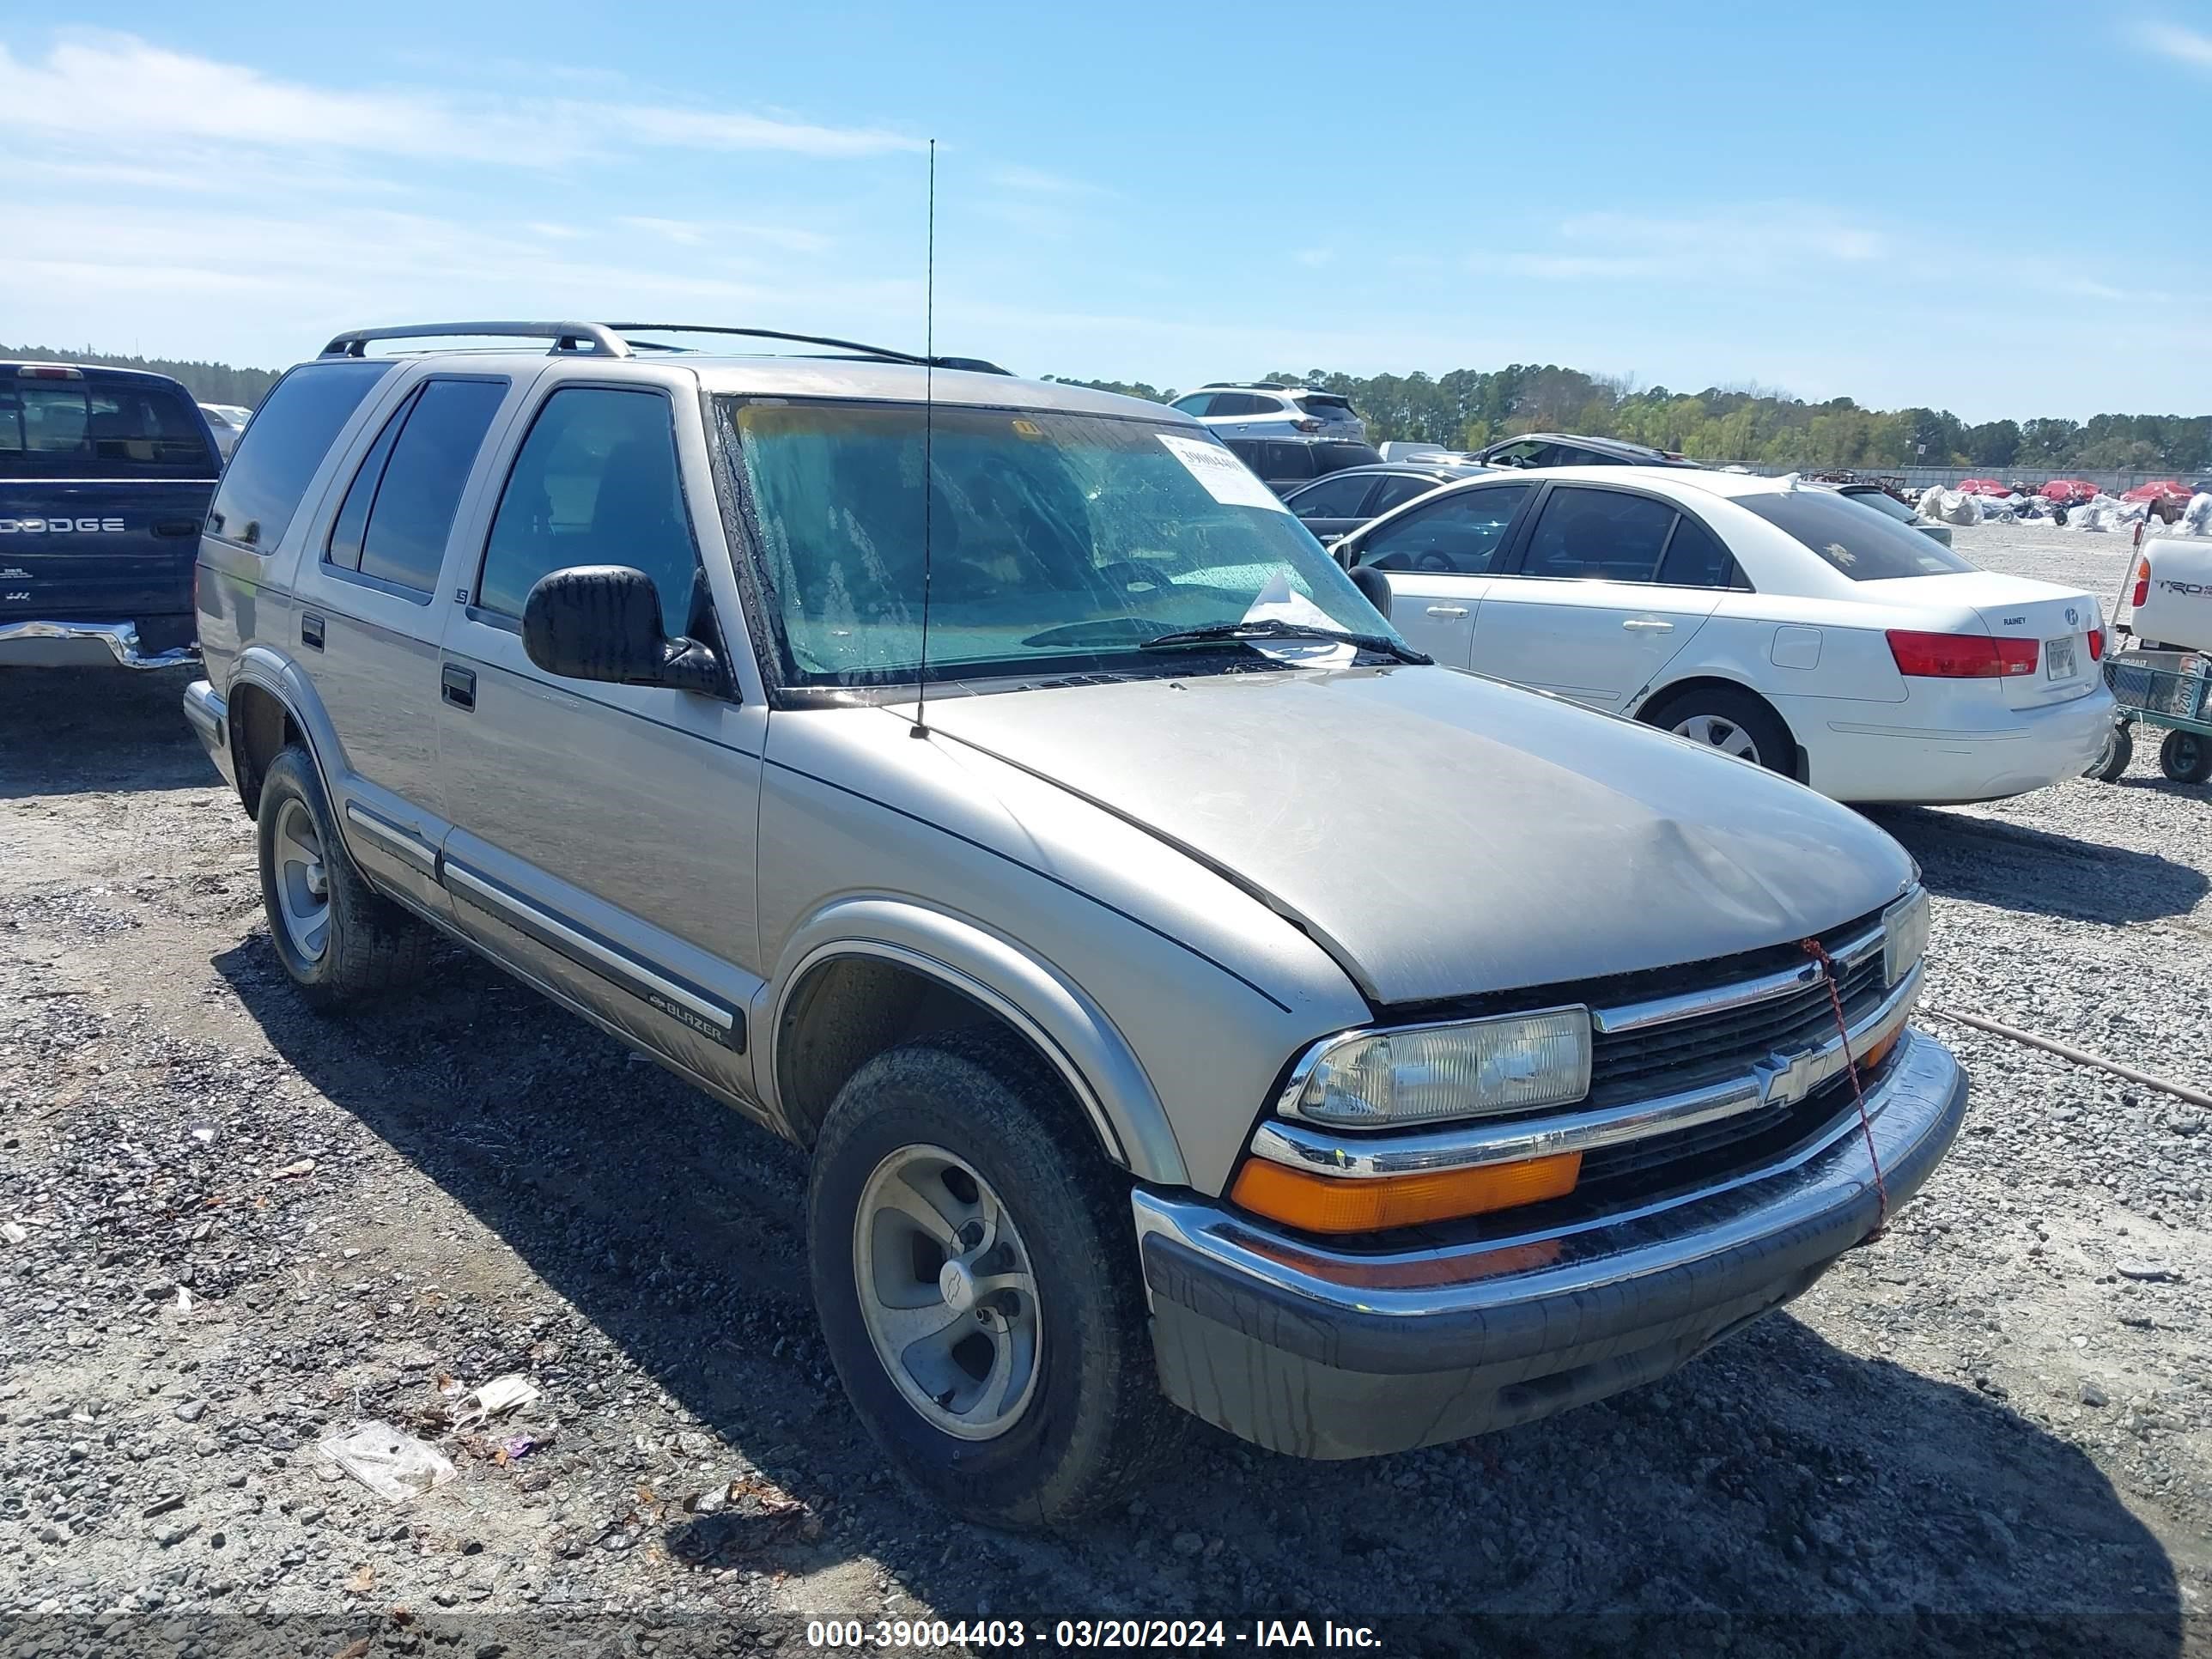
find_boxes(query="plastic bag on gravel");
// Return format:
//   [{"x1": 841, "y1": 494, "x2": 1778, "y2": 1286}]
[{"x1": 319, "y1": 1422, "x2": 458, "y2": 1503}]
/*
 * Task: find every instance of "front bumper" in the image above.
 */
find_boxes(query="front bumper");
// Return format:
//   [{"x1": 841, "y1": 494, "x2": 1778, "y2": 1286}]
[
  {"x1": 1133, "y1": 1028, "x2": 1966, "y2": 1459},
  {"x1": 0, "y1": 618, "x2": 197, "y2": 670}
]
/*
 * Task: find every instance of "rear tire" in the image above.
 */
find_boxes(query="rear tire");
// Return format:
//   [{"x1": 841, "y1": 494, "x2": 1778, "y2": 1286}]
[
  {"x1": 255, "y1": 747, "x2": 434, "y2": 1007},
  {"x1": 2160, "y1": 729, "x2": 2212, "y2": 784},
  {"x1": 1646, "y1": 686, "x2": 1796, "y2": 779},
  {"x1": 2087, "y1": 722, "x2": 2134, "y2": 782},
  {"x1": 807, "y1": 1030, "x2": 1187, "y2": 1528}
]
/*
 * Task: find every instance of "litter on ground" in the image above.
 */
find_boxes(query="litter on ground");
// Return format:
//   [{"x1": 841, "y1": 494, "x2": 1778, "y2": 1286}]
[{"x1": 317, "y1": 1422, "x2": 458, "y2": 1504}]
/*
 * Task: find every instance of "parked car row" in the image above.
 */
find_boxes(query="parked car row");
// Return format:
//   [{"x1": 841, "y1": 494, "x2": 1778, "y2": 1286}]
[
  {"x1": 169, "y1": 321, "x2": 1966, "y2": 1529},
  {"x1": 1329, "y1": 464, "x2": 2112, "y2": 805}
]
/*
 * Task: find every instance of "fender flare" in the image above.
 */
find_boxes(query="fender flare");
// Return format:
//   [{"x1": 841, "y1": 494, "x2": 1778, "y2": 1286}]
[
  {"x1": 761, "y1": 896, "x2": 1188, "y2": 1187},
  {"x1": 226, "y1": 647, "x2": 346, "y2": 817}
]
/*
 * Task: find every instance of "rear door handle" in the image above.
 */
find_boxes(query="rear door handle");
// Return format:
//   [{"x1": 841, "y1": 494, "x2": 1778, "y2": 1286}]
[
  {"x1": 1622, "y1": 618, "x2": 1674, "y2": 633},
  {"x1": 300, "y1": 613, "x2": 325, "y2": 650},
  {"x1": 441, "y1": 664, "x2": 477, "y2": 710},
  {"x1": 1425, "y1": 605, "x2": 1470, "y2": 617}
]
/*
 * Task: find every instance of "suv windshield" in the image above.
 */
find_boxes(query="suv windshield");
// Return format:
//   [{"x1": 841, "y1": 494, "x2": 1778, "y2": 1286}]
[
  {"x1": 1739, "y1": 489, "x2": 1976, "y2": 580},
  {"x1": 726, "y1": 399, "x2": 1401, "y2": 687}
]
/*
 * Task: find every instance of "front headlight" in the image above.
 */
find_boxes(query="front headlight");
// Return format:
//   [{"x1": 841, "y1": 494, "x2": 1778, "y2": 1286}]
[
  {"x1": 1284, "y1": 1007, "x2": 1592, "y2": 1128},
  {"x1": 1883, "y1": 885, "x2": 1930, "y2": 988}
]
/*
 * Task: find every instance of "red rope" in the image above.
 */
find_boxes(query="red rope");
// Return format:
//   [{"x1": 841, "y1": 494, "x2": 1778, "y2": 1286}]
[{"x1": 1802, "y1": 938, "x2": 1889, "y2": 1237}]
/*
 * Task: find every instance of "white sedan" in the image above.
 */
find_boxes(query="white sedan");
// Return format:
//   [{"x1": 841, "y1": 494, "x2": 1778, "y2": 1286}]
[{"x1": 1333, "y1": 466, "x2": 2115, "y2": 805}]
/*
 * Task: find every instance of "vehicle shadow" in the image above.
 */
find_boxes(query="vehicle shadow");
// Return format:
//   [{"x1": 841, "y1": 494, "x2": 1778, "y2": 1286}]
[
  {"x1": 211, "y1": 937, "x2": 2189, "y2": 1649},
  {"x1": 0, "y1": 665, "x2": 216, "y2": 799},
  {"x1": 1865, "y1": 805, "x2": 2208, "y2": 925}
]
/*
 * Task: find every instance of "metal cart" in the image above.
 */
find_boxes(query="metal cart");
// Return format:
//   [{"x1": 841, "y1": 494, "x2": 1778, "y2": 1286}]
[{"x1": 2089, "y1": 647, "x2": 2212, "y2": 782}]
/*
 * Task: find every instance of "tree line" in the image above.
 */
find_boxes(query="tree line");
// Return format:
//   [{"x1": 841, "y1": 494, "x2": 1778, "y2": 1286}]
[
  {"x1": 3, "y1": 344, "x2": 281, "y2": 409},
  {"x1": 1044, "y1": 365, "x2": 2212, "y2": 474},
  {"x1": 12, "y1": 339, "x2": 2203, "y2": 473}
]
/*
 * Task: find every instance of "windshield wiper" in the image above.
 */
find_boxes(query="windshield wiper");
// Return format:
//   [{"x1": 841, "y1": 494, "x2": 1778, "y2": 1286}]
[{"x1": 1140, "y1": 618, "x2": 1431, "y2": 665}]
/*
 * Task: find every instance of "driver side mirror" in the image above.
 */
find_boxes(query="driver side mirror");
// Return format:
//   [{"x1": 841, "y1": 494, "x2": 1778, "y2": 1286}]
[
  {"x1": 1346, "y1": 562, "x2": 1392, "y2": 622},
  {"x1": 521, "y1": 565, "x2": 726, "y2": 695}
]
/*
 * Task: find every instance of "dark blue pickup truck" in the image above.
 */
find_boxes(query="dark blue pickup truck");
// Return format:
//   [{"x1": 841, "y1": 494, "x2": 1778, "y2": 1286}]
[{"x1": 0, "y1": 360, "x2": 223, "y2": 668}]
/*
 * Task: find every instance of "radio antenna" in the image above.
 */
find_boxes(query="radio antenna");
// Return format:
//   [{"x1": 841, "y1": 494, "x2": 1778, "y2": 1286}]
[{"x1": 909, "y1": 138, "x2": 937, "y2": 739}]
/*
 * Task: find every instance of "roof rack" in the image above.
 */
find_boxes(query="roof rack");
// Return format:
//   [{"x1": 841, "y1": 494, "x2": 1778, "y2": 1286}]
[
  {"x1": 605, "y1": 323, "x2": 1007, "y2": 374},
  {"x1": 320, "y1": 322, "x2": 632, "y2": 359},
  {"x1": 317, "y1": 320, "x2": 1011, "y2": 374}
]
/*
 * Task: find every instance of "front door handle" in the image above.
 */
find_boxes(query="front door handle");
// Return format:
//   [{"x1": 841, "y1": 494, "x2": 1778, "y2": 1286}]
[
  {"x1": 441, "y1": 664, "x2": 477, "y2": 710},
  {"x1": 300, "y1": 613, "x2": 325, "y2": 650},
  {"x1": 1425, "y1": 605, "x2": 1470, "y2": 617},
  {"x1": 1621, "y1": 618, "x2": 1674, "y2": 633}
]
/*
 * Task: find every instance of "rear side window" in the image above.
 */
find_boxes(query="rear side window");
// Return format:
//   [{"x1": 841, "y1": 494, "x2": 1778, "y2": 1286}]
[
  {"x1": 1263, "y1": 442, "x2": 1317, "y2": 482},
  {"x1": 1369, "y1": 473, "x2": 1443, "y2": 514},
  {"x1": 207, "y1": 361, "x2": 390, "y2": 550},
  {"x1": 1521, "y1": 487, "x2": 1676, "y2": 581},
  {"x1": 1656, "y1": 514, "x2": 1737, "y2": 588},
  {"x1": 1287, "y1": 473, "x2": 1376, "y2": 520},
  {"x1": 1316, "y1": 441, "x2": 1382, "y2": 471},
  {"x1": 1737, "y1": 489, "x2": 1975, "y2": 580},
  {"x1": 476, "y1": 387, "x2": 699, "y2": 628},
  {"x1": 345, "y1": 379, "x2": 507, "y2": 596},
  {"x1": 324, "y1": 392, "x2": 415, "y2": 573},
  {"x1": 0, "y1": 377, "x2": 214, "y2": 480}
]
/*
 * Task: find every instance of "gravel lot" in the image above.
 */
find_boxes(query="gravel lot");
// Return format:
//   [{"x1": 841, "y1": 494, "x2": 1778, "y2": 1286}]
[{"x1": 3, "y1": 519, "x2": 2208, "y2": 1656}]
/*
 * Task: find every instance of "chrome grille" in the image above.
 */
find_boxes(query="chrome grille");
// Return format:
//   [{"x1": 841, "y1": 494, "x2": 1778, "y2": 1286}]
[{"x1": 1588, "y1": 948, "x2": 1887, "y2": 1109}]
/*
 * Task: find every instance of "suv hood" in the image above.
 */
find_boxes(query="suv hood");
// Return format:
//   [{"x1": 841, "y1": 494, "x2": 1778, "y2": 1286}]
[{"x1": 923, "y1": 666, "x2": 1912, "y2": 1006}]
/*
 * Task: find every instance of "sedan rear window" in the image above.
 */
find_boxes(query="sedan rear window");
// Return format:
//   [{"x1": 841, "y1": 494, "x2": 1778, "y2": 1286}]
[{"x1": 1739, "y1": 489, "x2": 1974, "y2": 580}]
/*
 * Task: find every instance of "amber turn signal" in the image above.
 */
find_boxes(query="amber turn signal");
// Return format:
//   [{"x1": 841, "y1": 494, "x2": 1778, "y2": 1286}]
[{"x1": 1229, "y1": 1152, "x2": 1582, "y2": 1235}]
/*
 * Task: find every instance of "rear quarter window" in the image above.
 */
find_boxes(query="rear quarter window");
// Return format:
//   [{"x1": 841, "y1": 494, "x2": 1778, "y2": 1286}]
[
  {"x1": 1737, "y1": 489, "x2": 1975, "y2": 580},
  {"x1": 206, "y1": 360, "x2": 392, "y2": 551}
]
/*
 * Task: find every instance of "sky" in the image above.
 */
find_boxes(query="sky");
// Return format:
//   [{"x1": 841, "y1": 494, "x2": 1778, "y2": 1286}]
[{"x1": 3, "y1": 3, "x2": 2209, "y2": 422}]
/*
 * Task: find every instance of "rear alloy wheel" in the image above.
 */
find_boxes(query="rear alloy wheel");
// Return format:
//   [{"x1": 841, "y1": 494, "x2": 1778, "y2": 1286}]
[
  {"x1": 2160, "y1": 728, "x2": 2212, "y2": 784},
  {"x1": 2087, "y1": 722, "x2": 2133, "y2": 782},
  {"x1": 255, "y1": 746, "x2": 434, "y2": 1007},
  {"x1": 1650, "y1": 687, "x2": 1796, "y2": 778}
]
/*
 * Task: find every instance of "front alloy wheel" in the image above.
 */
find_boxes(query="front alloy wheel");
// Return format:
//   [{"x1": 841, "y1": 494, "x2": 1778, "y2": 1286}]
[{"x1": 854, "y1": 1146, "x2": 1041, "y2": 1441}]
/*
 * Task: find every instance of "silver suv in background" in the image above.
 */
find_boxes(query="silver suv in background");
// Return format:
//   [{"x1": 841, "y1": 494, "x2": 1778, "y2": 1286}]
[
  {"x1": 182, "y1": 321, "x2": 1963, "y2": 1527},
  {"x1": 1170, "y1": 381, "x2": 1365, "y2": 441}
]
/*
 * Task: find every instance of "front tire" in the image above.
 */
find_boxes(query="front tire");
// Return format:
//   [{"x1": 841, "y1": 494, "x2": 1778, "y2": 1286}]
[
  {"x1": 255, "y1": 747, "x2": 434, "y2": 1007},
  {"x1": 1647, "y1": 686, "x2": 1796, "y2": 778},
  {"x1": 807, "y1": 1030, "x2": 1185, "y2": 1528}
]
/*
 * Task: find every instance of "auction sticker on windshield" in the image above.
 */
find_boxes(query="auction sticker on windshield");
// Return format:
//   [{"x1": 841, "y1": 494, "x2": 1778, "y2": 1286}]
[{"x1": 1157, "y1": 433, "x2": 1289, "y2": 513}]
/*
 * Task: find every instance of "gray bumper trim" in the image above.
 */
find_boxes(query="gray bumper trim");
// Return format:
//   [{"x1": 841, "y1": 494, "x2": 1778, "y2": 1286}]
[
  {"x1": 1132, "y1": 1031, "x2": 1966, "y2": 1452},
  {"x1": 0, "y1": 618, "x2": 198, "y2": 670}
]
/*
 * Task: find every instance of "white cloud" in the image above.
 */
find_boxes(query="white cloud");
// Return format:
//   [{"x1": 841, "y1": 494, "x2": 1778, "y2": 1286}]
[
  {"x1": 2130, "y1": 19, "x2": 2212, "y2": 69},
  {"x1": 1468, "y1": 204, "x2": 1890, "y2": 284},
  {"x1": 0, "y1": 33, "x2": 919, "y2": 168},
  {"x1": 617, "y1": 216, "x2": 833, "y2": 254},
  {"x1": 987, "y1": 164, "x2": 1104, "y2": 195}
]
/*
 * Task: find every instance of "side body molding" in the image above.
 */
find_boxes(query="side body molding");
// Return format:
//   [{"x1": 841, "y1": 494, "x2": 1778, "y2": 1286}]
[{"x1": 763, "y1": 897, "x2": 1188, "y2": 1188}]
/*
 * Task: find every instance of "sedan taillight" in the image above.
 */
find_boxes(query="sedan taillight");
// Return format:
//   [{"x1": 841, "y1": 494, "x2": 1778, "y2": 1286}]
[
  {"x1": 1887, "y1": 629, "x2": 2038, "y2": 678},
  {"x1": 2088, "y1": 628, "x2": 2105, "y2": 661}
]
